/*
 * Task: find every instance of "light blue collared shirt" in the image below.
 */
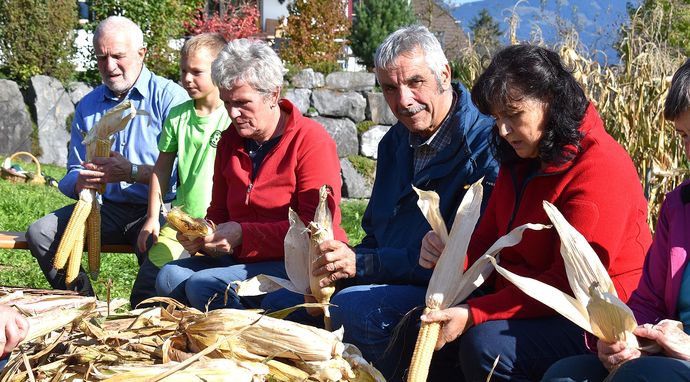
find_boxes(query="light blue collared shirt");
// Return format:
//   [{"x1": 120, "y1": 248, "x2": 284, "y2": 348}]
[{"x1": 58, "y1": 66, "x2": 189, "y2": 204}]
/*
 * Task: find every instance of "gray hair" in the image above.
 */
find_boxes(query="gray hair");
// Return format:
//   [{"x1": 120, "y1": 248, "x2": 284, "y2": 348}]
[
  {"x1": 374, "y1": 25, "x2": 448, "y2": 81},
  {"x1": 664, "y1": 58, "x2": 690, "y2": 121},
  {"x1": 211, "y1": 38, "x2": 285, "y2": 97},
  {"x1": 93, "y1": 16, "x2": 144, "y2": 49}
]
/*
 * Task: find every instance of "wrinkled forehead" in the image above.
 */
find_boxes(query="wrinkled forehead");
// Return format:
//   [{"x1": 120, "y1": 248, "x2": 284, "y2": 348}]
[{"x1": 94, "y1": 31, "x2": 138, "y2": 54}]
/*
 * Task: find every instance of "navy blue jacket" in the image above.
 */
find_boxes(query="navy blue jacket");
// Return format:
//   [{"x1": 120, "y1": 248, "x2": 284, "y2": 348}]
[{"x1": 354, "y1": 83, "x2": 498, "y2": 286}]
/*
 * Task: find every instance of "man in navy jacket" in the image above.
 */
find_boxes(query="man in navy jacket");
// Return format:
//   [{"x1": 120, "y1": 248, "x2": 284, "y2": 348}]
[
  {"x1": 308, "y1": 25, "x2": 499, "y2": 381},
  {"x1": 263, "y1": 25, "x2": 498, "y2": 381}
]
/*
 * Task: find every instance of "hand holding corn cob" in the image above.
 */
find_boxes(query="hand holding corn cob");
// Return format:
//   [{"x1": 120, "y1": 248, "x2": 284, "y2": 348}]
[
  {"x1": 53, "y1": 101, "x2": 147, "y2": 285},
  {"x1": 166, "y1": 207, "x2": 216, "y2": 240}
]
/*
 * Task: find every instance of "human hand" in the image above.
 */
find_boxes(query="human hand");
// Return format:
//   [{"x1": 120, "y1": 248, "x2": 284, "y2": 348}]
[
  {"x1": 84, "y1": 151, "x2": 131, "y2": 183},
  {"x1": 137, "y1": 217, "x2": 160, "y2": 253},
  {"x1": 202, "y1": 221, "x2": 241, "y2": 257},
  {"x1": 0, "y1": 305, "x2": 29, "y2": 356},
  {"x1": 75, "y1": 167, "x2": 106, "y2": 193},
  {"x1": 634, "y1": 321, "x2": 690, "y2": 361},
  {"x1": 311, "y1": 240, "x2": 356, "y2": 288},
  {"x1": 176, "y1": 230, "x2": 205, "y2": 255},
  {"x1": 419, "y1": 230, "x2": 445, "y2": 269},
  {"x1": 420, "y1": 304, "x2": 474, "y2": 350},
  {"x1": 596, "y1": 337, "x2": 641, "y2": 371}
]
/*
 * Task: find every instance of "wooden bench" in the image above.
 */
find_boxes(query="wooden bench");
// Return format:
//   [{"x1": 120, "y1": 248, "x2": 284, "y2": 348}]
[{"x1": 0, "y1": 231, "x2": 133, "y2": 253}]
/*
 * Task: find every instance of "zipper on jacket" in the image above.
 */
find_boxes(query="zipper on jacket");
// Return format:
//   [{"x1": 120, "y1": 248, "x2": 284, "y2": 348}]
[
  {"x1": 506, "y1": 166, "x2": 567, "y2": 231},
  {"x1": 245, "y1": 183, "x2": 253, "y2": 205}
]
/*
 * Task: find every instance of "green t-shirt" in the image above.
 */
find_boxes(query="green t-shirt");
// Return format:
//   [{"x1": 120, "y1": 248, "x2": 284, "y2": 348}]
[{"x1": 158, "y1": 100, "x2": 230, "y2": 218}]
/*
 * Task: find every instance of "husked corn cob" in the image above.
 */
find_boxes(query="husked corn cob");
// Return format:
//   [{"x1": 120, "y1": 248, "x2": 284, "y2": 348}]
[
  {"x1": 53, "y1": 190, "x2": 93, "y2": 270},
  {"x1": 65, "y1": 223, "x2": 85, "y2": 286},
  {"x1": 308, "y1": 185, "x2": 336, "y2": 331},
  {"x1": 92, "y1": 139, "x2": 111, "y2": 194},
  {"x1": 166, "y1": 207, "x2": 216, "y2": 239},
  {"x1": 408, "y1": 180, "x2": 485, "y2": 382},
  {"x1": 87, "y1": 197, "x2": 101, "y2": 279},
  {"x1": 408, "y1": 307, "x2": 440, "y2": 382}
]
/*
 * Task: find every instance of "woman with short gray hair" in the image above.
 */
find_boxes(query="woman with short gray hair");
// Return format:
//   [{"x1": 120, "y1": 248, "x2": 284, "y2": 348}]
[{"x1": 155, "y1": 39, "x2": 348, "y2": 311}]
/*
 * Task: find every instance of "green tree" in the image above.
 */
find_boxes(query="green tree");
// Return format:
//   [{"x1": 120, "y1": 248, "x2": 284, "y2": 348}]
[
  {"x1": 469, "y1": 9, "x2": 502, "y2": 56},
  {"x1": 625, "y1": 0, "x2": 690, "y2": 56},
  {"x1": 0, "y1": 0, "x2": 77, "y2": 85},
  {"x1": 87, "y1": 0, "x2": 205, "y2": 81},
  {"x1": 281, "y1": 0, "x2": 350, "y2": 72},
  {"x1": 349, "y1": 0, "x2": 416, "y2": 69}
]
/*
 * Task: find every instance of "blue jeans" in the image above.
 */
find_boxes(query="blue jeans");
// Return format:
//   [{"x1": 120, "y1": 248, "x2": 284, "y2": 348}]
[
  {"x1": 542, "y1": 354, "x2": 690, "y2": 382},
  {"x1": 457, "y1": 316, "x2": 588, "y2": 382},
  {"x1": 155, "y1": 255, "x2": 287, "y2": 311}
]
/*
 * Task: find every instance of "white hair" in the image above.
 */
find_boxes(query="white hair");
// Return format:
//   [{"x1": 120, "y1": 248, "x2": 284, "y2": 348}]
[
  {"x1": 93, "y1": 16, "x2": 144, "y2": 49},
  {"x1": 211, "y1": 38, "x2": 285, "y2": 97},
  {"x1": 374, "y1": 25, "x2": 448, "y2": 83}
]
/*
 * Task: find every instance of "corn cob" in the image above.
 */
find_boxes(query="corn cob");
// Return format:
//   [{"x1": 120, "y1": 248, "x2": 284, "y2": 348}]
[
  {"x1": 87, "y1": 197, "x2": 101, "y2": 279},
  {"x1": 408, "y1": 307, "x2": 440, "y2": 382},
  {"x1": 166, "y1": 207, "x2": 216, "y2": 240},
  {"x1": 408, "y1": 181, "x2": 484, "y2": 382},
  {"x1": 308, "y1": 185, "x2": 336, "y2": 331},
  {"x1": 53, "y1": 190, "x2": 93, "y2": 270},
  {"x1": 487, "y1": 201, "x2": 640, "y2": 349},
  {"x1": 55, "y1": 100, "x2": 146, "y2": 283},
  {"x1": 181, "y1": 308, "x2": 344, "y2": 362},
  {"x1": 65, "y1": 223, "x2": 86, "y2": 286}
]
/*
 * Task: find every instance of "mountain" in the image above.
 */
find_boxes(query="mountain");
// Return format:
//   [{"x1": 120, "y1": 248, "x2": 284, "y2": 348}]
[{"x1": 450, "y1": 0, "x2": 639, "y2": 63}]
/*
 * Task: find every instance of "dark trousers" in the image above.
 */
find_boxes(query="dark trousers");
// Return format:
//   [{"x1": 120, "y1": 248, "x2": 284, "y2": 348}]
[
  {"x1": 26, "y1": 200, "x2": 164, "y2": 307},
  {"x1": 542, "y1": 353, "x2": 690, "y2": 382}
]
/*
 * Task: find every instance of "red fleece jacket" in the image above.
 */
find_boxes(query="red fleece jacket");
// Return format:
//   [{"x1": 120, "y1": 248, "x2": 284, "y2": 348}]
[
  {"x1": 206, "y1": 99, "x2": 347, "y2": 262},
  {"x1": 466, "y1": 103, "x2": 652, "y2": 325}
]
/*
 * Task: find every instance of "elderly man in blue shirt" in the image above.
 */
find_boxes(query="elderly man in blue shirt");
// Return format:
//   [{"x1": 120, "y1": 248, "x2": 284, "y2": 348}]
[{"x1": 26, "y1": 16, "x2": 188, "y2": 307}]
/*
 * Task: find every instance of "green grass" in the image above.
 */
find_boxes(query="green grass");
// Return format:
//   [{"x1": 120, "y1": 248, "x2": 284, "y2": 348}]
[{"x1": 0, "y1": 159, "x2": 368, "y2": 301}]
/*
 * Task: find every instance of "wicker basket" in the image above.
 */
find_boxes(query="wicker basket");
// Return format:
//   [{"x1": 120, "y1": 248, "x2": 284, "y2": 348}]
[{"x1": 1, "y1": 151, "x2": 46, "y2": 185}]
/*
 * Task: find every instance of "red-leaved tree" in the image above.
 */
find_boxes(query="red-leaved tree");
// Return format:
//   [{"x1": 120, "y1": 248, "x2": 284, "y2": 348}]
[{"x1": 185, "y1": 2, "x2": 260, "y2": 41}]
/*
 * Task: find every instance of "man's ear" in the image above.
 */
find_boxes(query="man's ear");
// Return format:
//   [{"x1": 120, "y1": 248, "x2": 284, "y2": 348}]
[
  {"x1": 138, "y1": 47, "x2": 147, "y2": 60},
  {"x1": 440, "y1": 63, "x2": 452, "y2": 90}
]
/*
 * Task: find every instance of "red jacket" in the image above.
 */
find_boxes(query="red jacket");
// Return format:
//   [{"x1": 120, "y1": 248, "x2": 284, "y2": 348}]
[
  {"x1": 207, "y1": 99, "x2": 347, "y2": 262},
  {"x1": 466, "y1": 103, "x2": 651, "y2": 325}
]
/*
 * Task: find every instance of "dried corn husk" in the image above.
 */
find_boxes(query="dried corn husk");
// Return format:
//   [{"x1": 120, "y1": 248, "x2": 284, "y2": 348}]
[
  {"x1": 409, "y1": 180, "x2": 552, "y2": 382},
  {"x1": 96, "y1": 358, "x2": 267, "y2": 382},
  {"x1": 179, "y1": 308, "x2": 344, "y2": 362},
  {"x1": 165, "y1": 207, "x2": 216, "y2": 240},
  {"x1": 2, "y1": 291, "x2": 381, "y2": 382},
  {"x1": 308, "y1": 185, "x2": 336, "y2": 330},
  {"x1": 236, "y1": 185, "x2": 337, "y2": 329},
  {"x1": 488, "y1": 201, "x2": 639, "y2": 348}
]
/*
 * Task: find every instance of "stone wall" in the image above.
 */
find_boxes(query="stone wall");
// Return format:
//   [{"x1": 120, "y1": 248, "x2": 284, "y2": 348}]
[{"x1": 0, "y1": 69, "x2": 397, "y2": 199}]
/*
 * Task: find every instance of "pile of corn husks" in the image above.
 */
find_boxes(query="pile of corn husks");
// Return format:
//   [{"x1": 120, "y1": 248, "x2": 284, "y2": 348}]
[{"x1": 0, "y1": 288, "x2": 384, "y2": 382}]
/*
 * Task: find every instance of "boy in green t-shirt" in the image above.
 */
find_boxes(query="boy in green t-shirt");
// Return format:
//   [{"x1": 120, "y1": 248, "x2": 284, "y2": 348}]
[{"x1": 137, "y1": 33, "x2": 229, "y2": 268}]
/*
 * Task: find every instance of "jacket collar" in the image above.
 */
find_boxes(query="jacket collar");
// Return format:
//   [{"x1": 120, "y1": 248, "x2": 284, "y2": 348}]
[
  {"x1": 539, "y1": 102, "x2": 600, "y2": 174},
  {"x1": 102, "y1": 65, "x2": 151, "y2": 101}
]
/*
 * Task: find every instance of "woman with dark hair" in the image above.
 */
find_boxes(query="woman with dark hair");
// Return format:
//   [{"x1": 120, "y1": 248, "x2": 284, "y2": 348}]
[
  {"x1": 418, "y1": 44, "x2": 652, "y2": 381},
  {"x1": 541, "y1": 59, "x2": 690, "y2": 382}
]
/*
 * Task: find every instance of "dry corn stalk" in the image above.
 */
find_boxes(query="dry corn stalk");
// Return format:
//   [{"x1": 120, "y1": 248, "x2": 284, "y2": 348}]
[
  {"x1": 487, "y1": 201, "x2": 639, "y2": 348},
  {"x1": 408, "y1": 181, "x2": 552, "y2": 382},
  {"x1": 166, "y1": 207, "x2": 216, "y2": 240},
  {"x1": 53, "y1": 101, "x2": 147, "y2": 285},
  {"x1": 235, "y1": 185, "x2": 337, "y2": 330}
]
